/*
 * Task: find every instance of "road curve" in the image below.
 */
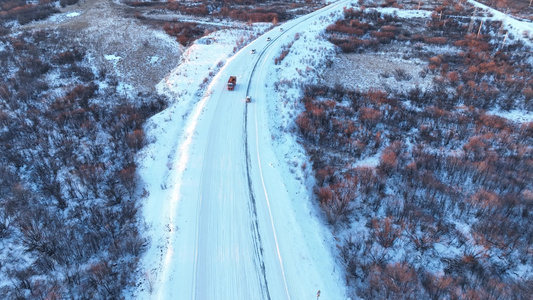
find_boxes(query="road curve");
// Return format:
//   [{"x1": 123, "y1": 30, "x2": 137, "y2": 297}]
[{"x1": 157, "y1": 1, "x2": 351, "y2": 299}]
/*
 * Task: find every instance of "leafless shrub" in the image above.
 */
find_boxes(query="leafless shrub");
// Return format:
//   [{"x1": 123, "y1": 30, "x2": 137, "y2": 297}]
[
  {"x1": 59, "y1": 0, "x2": 79, "y2": 7},
  {"x1": 163, "y1": 22, "x2": 205, "y2": 46},
  {"x1": 393, "y1": 68, "x2": 412, "y2": 81}
]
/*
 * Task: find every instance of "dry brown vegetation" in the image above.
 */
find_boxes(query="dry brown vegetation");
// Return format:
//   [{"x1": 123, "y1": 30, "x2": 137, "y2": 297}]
[
  {"x1": 476, "y1": 0, "x2": 533, "y2": 21},
  {"x1": 297, "y1": 0, "x2": 533, "y2": 298},
  {"x1": 327, "y1": 6, "x2": 531, "y2": 111},
  {"x1": 126, "y1": 0, "x2": 321, "y2": 23},
  {"x1": 163, "y1": 22, "x2": 205, "y2": 46},
  {"x1": 275, "y1": 35, "x2": 298, "y2": 65},
  {"x1": 299, "y1": 85, "x2": 533, "y2": 299},
  {"x1": 0, "y1": 0, "x2": 64, "y2": 27},
  {"x1": 124, "y1": 0, "x2": 323, "y2": 45},
  {"x1": 0, "y1": 0, "x2": 84, "y2": 30}
]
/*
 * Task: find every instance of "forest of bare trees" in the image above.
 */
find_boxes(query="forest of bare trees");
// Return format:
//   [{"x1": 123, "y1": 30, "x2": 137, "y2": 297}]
[
  {"x1": 0, "y1": 27, "x2": 167, "y2": 298},
  {"x1": 127, "y1": 0, "x2": 324, "y2": 46},
  {"x1": 297, "y1": 1, "x2": 533, "y2": 298}
]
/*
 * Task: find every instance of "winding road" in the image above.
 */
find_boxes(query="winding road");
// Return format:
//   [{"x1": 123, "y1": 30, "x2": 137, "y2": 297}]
[{"x1": 154, "y1": 1, "x2": 351, "y2": 299}]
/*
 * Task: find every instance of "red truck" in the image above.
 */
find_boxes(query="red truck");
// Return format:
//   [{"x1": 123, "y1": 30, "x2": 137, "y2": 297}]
[{"x1": 227, "y1": 76, "x2": 237, "y2": 90}]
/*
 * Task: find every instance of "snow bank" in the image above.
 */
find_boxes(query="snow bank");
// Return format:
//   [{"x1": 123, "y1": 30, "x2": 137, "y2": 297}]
[
  {"x1": 488, "y1": 109, "x2": 533, "y2": 123},
  {"x1": 468, "y1": 0, "x2": 533, "y2": 44}
]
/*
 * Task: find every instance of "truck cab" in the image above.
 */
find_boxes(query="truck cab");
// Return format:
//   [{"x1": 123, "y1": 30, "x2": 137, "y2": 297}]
[{"x1": 227, "y1": 76, "x2": 237, "y2": 90}]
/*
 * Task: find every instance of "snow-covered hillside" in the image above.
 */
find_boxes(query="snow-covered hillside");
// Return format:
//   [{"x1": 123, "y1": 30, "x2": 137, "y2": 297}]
[{"x1": 1, "y1": 0, "x2": 531, "y2": 298}]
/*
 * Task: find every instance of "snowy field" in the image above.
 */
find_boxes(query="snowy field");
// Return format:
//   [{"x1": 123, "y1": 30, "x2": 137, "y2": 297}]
[{"x1": 2, "y1": 0, "x2": 531, "y2": 298}]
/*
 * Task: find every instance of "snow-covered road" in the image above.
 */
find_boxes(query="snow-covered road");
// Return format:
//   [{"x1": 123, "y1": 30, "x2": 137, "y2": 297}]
[{"x1": 135, "y1": 1, "x2": 351, "y2": 299}]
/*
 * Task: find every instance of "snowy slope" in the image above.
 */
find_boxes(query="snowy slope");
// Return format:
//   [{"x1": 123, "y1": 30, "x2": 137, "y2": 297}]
[
  {"x1": 467, "y1": 0, "x2": 533, "y2": 44},
  {"x1": 132, "y1": 1, "x2": 354, "y2": 299}
]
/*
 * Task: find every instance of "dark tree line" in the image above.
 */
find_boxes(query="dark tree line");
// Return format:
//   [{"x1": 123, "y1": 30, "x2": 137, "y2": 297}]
[{"x1": 128, "y1": 0, "x2": 320, "y2": 24}]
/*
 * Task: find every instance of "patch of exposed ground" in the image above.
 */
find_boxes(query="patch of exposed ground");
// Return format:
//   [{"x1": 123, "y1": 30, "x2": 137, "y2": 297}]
[
  {"x1": 19, "y1": 0, "x2": 182, "y2": 92},
  {"x1": 323, "y1": 51, "x2": 431, "y2": 93}
]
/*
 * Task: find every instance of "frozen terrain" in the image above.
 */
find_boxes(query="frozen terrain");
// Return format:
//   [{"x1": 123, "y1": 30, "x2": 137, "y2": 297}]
[
  {"x1": 132, "y1": 0, "x2": 533, "y2": 299},
  {"x1": 133, "y1": 1, "x2": 352, "y2": 299}
]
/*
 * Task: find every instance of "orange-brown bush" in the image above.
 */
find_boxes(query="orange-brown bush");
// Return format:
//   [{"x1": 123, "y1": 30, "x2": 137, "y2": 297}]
[
  {"x1": 326, "y1": 20, "x2": 366, "y2": 36},
  {"x1": 0, "y1": 1, "x2": 62, "y2": 25},
  {"x1": 326, "y1": 9, "x2": 407, "y2": 52},
  {"x1": 274, "y1": 42, "x2": 293, "y2": 65},
  {"x1": 227, "y1": 9, "x2": 278, "y2": 23},
  {"x1": 163, "y1": 22, "x2": 205, "y2": 46},
  {"x1": 425, "y1": 36, "x2": 448, "y2": 44}
]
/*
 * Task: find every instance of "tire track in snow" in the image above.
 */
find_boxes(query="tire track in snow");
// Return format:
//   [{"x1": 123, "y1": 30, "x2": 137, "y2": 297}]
[
  {"x1": 241, "y1": 2, "x2": 352, "y2": 299},
  {"x1": 191, "y1": 75, "x2": 230, "y2": 299},
  {"x1": 246, "y1": 53, "x2": 292, "y2": 300},
  {"x1": 243, "y1": 105, "x2": 271, "y2": 300},
  {"x1": 191, "y1": 83, "x2": 268, "y2": 299},
  {"x1": 243, "y1": 30, "x2": 290, "y2": 299}
]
